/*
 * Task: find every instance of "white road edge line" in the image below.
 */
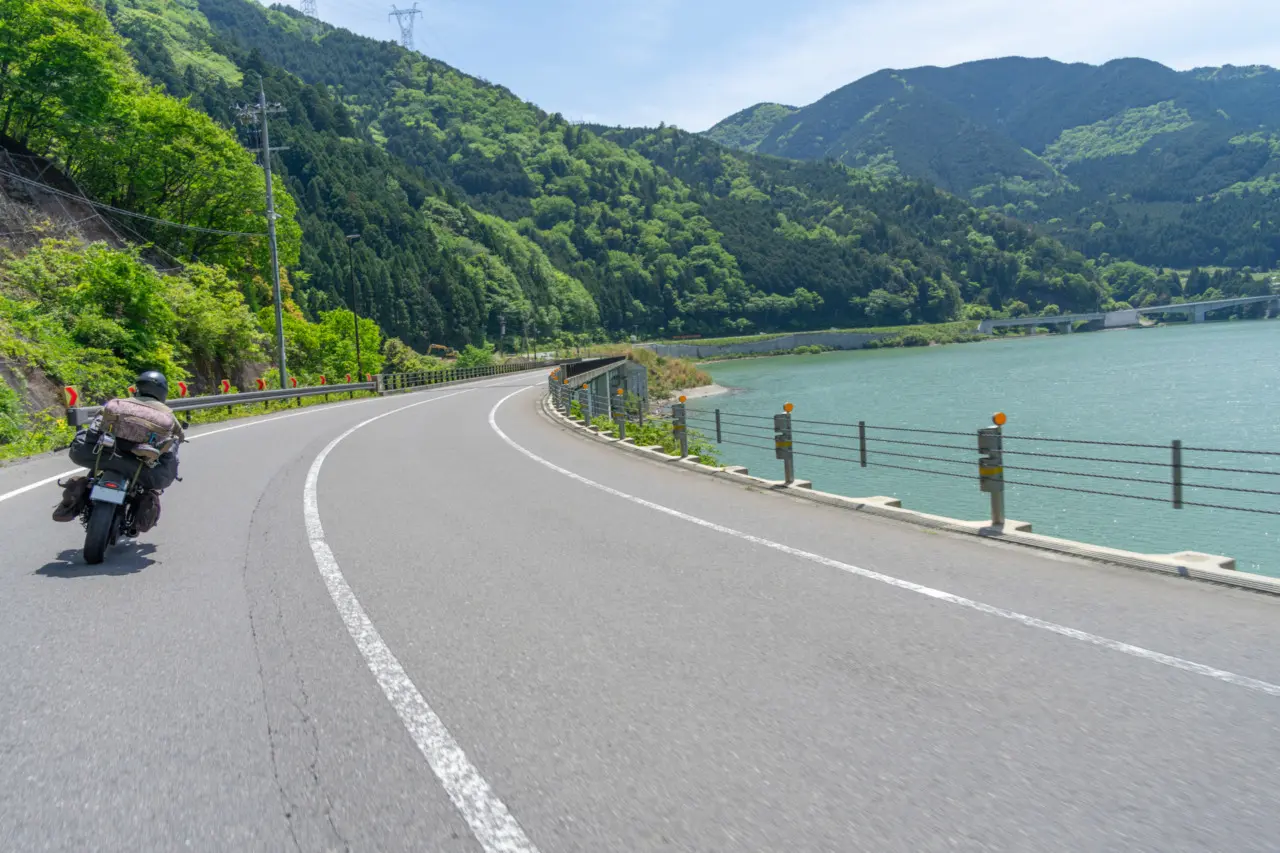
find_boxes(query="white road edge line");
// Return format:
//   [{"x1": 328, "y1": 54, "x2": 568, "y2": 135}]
[
  {"x1": 304, "y1": 388, "x2": 540, "y2": 853},
  {"x1": 490, "y1": 387, "x2": 1280, "y2": 699},
  {"x1": 0, "y1": 380, "x2": 512, "y2": 506}
]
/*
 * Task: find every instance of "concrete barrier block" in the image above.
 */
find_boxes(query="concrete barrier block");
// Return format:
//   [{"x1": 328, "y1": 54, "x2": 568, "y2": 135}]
[{"x1": 1162, "y1": 551, "x2": 1235, "y2": 572}]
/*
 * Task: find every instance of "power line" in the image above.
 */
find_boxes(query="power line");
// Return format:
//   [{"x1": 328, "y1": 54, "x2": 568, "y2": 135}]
[{"x1": 0, "y1": 168, "x2": 264, "y2": 237}]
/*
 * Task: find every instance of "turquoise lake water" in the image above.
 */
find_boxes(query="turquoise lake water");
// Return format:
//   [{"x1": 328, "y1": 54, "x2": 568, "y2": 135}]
[{"x1": 699, "y1": 321, "x2": 1280, "y2": 575}]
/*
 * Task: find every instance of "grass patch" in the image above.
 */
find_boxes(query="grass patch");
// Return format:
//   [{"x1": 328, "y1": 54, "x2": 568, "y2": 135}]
[{"x1": 567, "y1": 402, "x2": 721, "y2": 466}]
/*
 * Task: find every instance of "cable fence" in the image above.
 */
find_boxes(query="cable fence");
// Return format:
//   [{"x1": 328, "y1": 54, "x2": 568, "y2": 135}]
[
  {"x1": 546, "y1": 377, "x2": 1280, "y2": 547},
  {"x1": 678, "y1": 402, "x2": 1280, "y2": 527}
]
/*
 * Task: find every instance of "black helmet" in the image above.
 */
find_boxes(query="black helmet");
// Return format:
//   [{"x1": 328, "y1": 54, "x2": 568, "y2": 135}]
[{"x1": 135, "y1": 370, "x2": 168, "y2": 402}]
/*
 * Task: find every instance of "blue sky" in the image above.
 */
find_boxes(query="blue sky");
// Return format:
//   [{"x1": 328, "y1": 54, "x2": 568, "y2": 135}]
[{"x1": 273, "y1": 0, "x2": 1280, "y2": 131}]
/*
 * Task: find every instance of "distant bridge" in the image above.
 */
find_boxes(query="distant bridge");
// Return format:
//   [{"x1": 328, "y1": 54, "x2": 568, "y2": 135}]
[{"x1": 977, "y1": 295, "x2": 1280, "y2": 335}]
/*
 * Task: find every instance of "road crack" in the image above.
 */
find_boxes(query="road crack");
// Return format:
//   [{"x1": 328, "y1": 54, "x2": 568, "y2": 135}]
[{"x1": 243, "y1": 482, "x2": 351, "y2": 852}]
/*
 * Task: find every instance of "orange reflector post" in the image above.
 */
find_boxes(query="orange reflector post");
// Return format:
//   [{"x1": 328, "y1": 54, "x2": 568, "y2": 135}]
[
  {"x1": 254, "y1": 378, "x2": 266, "y2": 392},
  {"x1": 993, "y1": 412, "x2": 1008, "y2": 427},
  {"x1": 177, "y1": 381, "x2": 190, "y2": 398},
  {"x1": 290, "y1": 377, "x2": 298, "y2": 388},
  {"x1": 679, "y1": 396, "x2": 687, "y2": 403},
  {"x1": 783, "y1": 402, "x2": 794, "y2": 413},
  {"x1": 62, "y1": 386, "x2": 79, "y2": 408},
  {"x1": 220, "y1": 379, "x2": 231, "y2": 394}
]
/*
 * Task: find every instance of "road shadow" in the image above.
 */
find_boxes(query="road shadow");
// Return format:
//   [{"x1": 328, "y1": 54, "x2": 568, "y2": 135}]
[{"x1": 36, "y1": 543, "x2": 158, "y2": 578}]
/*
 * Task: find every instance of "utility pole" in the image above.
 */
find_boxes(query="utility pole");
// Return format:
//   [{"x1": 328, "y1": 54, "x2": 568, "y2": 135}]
[
  {"x1": 522, "y1": 316, "x2": 529, "y2": 361},
  {"x1": 498, "y1": 313, "x2": 506, "y2": 357},
  {"x1": 238, "y1": 89, "x2": 291, "y2": 389},
  {"x1": 389, "y1": 2, "x2": 423, "y2": 50},
  {"x1": 258, "y1": 86, "x2": 289, "y2": 390},
  {"x1": 346, "y1": 234, "x2": 363, "y2": 376}
]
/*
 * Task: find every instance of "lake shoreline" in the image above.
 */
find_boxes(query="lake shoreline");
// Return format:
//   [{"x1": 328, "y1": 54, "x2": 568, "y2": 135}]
[
  {"x1": 690, "y1": 320, "x2": 1225, "y2": 365},
  {"x1": 698, "y1": 320, "x2": 1280, "y2": 576},
  {"x1": 660, "y1": 383, "x2": 732, "y2": 403}
]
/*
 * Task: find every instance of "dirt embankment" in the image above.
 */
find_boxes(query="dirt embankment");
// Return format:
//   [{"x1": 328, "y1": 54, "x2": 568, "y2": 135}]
[
  {"x1": 0, "y1": 140, "x2": 126, "y2": 254},
  {"x1": 0, "y1": 357, "x2": 63, "y2": 413}
]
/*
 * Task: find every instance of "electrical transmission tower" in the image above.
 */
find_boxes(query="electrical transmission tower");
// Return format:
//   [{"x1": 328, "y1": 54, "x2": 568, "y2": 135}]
[
  {"x1": 389, "y1": 2, "x2": 423, "y2": 50},
  {"x1": 298, "y1": 0, "x2": 318, "y2": 17}
]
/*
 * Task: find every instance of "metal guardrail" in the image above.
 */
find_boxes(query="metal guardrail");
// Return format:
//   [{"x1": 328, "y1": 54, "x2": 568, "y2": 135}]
[
  {"x1": 67, "y1": 360, "x2": 563, "y2": 427},
  {"x1": 67, "y1": 382, "x2": 374, "y2": 427},
  {"x1": 379, "y1": 359, "x2": 558, "y2": 394}
]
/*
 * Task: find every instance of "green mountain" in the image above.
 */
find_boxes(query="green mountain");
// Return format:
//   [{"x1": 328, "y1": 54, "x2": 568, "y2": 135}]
[
  {"x1": 12, "y1": 0, "x2": 1250, "y2": 374},
  {"x1": 707, "y1": 103, "x2": 798, "y2": 152},
  {"x1": 706, "y1": 58, "x2": 1280, "y2": 268},
  {"x1": 123, "y1": 0, "x2": 1136, "y2": 335}
]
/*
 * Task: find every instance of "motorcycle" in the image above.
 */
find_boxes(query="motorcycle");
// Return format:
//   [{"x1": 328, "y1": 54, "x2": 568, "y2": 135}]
[{"x1": 79, "y1": 431, "x2": 177, "y2": 565}]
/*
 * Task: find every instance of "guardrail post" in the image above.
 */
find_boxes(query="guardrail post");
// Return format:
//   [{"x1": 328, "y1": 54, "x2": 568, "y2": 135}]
[
  {"x1": 672, "y1": 397, "x2": 688, "y2": 457},
  {"x1": 978, "y1": 415, "x2": 1007, "y2": 528},
  {"x1": 1172, "y1": 439, "x2": 1184, "y2": 509},
  {"x1": 715, "y1": 408, "x2": 722, "y2": 443},
  {"x1": 614, "y1": 392, "x2": 627, "y2": 441},
  {"x1": 774, "y1": 404, "x2": 795, "y2": 484},
  {"x1": 577, "y1": 386, "x2": 590, "y2": 423},
  {"x1": 858, "y1": 421, "x2": 867, "y2": 467}
]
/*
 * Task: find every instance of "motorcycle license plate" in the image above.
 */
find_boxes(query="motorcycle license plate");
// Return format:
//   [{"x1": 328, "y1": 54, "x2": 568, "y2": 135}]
[{"x1": 90, "y1": 483, "x2": 128, "y2": 505}]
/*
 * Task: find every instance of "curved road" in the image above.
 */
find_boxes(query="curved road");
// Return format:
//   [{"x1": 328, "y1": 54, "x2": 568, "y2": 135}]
[{"x1": 2, "y1": 372, "x2": 1279, "y2": 852}]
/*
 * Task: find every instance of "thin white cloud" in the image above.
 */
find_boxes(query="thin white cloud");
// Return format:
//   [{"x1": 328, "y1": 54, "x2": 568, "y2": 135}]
[
  {"x1": 605, "y1": 0, "x2": 680, "y2": 65},
  {"x1": 643, "y1": 0, "x2": 1280, "y2": 130}
]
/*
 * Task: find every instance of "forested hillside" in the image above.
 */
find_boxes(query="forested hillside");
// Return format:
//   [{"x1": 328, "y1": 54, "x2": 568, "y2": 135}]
[
  {"x1": 3, "y1": 0, "x2": 416, "y2": 453},
  {"x1": 707, "y1": 58, "x2": 1280, "y2": 269},
  {"x1": 5, "y1": 0, "x2": 1271, "y2": 457},
  {"x1": 129, "y1": 0, "x2": 1134, "y2": 337}
]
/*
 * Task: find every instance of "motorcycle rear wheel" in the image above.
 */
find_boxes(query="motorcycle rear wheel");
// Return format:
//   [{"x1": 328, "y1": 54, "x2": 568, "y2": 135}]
[{"x1": 83, "y1": 502, "x2": 117, "y2": 565}]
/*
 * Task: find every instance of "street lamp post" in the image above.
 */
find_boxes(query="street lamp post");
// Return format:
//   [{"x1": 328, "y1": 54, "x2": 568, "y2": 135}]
[{"x1": 345, "y1": 234, "x2": 363, "y2": 377}]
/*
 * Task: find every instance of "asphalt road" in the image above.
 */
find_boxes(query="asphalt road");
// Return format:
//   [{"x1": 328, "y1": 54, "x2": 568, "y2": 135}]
[{"x1": 2, "y1": 372, "x2": 1279, "y2": 852}]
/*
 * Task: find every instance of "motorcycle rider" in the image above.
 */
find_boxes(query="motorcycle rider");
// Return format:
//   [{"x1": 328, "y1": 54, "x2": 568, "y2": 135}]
[{"x1": 52, "y1": 370, "x2": 184, "y2": 532}]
